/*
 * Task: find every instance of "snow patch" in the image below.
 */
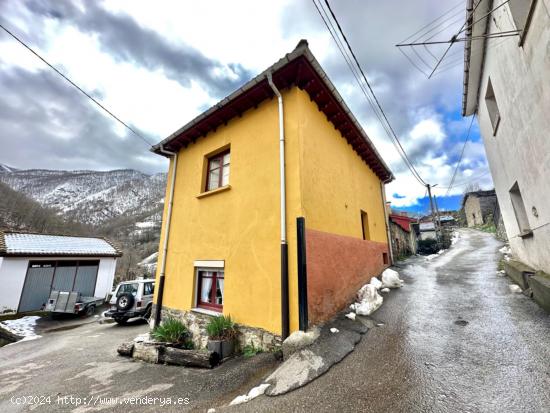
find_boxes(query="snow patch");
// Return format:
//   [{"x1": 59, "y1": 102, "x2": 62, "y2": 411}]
[
  {"x1": 355, "y1": 284, "x2": 383, "y2": 316},
  {"x1": 345, "y1": 312, "x2": 356, "y2": 321},
  {"x1": 381, "y1": 288, "x2": 390, "y2": 293},
  {"x1": 508, "y1": 285, "x2": 522, "y2": 293},
  {"x1": 229, "y1": 383, "x2": 270, "y2": 405},
  {"x1": 369, "y1": 277, "x2": 382, "y2": 290},
  {"x1": 0, "y1": 316, "x2": 41, "y2": 343},
  {"x1": 330, "y1": 328, "x2": 339, "y2": 334},
  {"x1": 381, "y1": 268, "x2": 404, "y2": 289}
]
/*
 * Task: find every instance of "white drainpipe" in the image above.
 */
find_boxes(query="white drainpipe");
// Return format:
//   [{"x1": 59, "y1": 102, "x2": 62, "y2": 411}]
[
  {"x1": 153, "y1": 144, "x2": 178, "y2": 327},
  {"x1": 267, "y1": 73, "x2": 287, "y2": 244},
  {"x1": 267, "y1": 72, "x2": 289, "y2": 338}
]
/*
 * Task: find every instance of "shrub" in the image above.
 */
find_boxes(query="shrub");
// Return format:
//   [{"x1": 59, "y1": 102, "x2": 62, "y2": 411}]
[
  {"x1": 206, "y1": 315, "x2": 237, "y2": 341},
  {"x1": 242, "y1": 344, "x2": 262, "y2": 358},
  {"x1": 417, "y1": 238, "x2": 439, "y2": 255},
  {"x1": 151, "y1": 317, "x2": 193, "y2": 348}
]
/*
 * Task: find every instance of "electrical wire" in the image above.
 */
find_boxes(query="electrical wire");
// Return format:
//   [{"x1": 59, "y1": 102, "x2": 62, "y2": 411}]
[
  {"x1": 321, "y1": 0, "x2": 427, "y2": 186},
  {"x1": 446, "y1": 114, "x2": 476, "y2": 196},
  {"x1": 0, "y1": 21, "x2": 154, "y2": 148}
]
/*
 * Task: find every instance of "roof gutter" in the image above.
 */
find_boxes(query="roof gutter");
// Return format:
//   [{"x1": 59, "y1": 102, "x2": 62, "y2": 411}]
[
  {"x1": 267, "y1": 71, "x2": 289, "y2": 339},
  {"x1": 153, "y1": 144, "x2": 178, "y2": 328},
  {"x1": 462, "y1": 0, "x2": 475, "y2": 116}
]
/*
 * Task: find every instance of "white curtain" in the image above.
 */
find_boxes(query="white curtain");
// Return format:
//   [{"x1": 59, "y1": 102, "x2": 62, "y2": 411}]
[{"x1": 201, "y1": 277, "x2": 213, "y2": 302}]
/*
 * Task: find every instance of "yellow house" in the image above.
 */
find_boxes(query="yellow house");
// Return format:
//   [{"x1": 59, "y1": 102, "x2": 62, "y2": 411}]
[{"x1": 151, "y1": 40, "x2": 393, "y2": 348}]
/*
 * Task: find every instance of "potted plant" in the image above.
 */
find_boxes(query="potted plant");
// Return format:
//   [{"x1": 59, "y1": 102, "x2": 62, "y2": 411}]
[
  {"x1": 151, "y1": 317, "x2": 194, "y2": 349},
  {"x1": 206, "y1": 315, "x2": 237, "y2": 359}
]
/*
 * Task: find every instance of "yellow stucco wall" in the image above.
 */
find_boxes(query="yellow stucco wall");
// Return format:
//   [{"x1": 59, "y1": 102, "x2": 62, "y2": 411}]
[
  {"x1": 154, "y1": 86, "x2": 388, "y2": 336},
  {"x1": 154, "y1": 90, "x2": 303, "y2": 335},
  {"x1": 295, "y1": 88, "x2": 388, "y2": 243}
]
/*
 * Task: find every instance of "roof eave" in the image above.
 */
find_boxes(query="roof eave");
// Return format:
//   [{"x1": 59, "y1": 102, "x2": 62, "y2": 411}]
[
  {"x1": 462, "y1": 0, "x2": 492, "y2": 117},
  {"x1": 152, "y1": 40, "x2": 393, "y2": 182}
]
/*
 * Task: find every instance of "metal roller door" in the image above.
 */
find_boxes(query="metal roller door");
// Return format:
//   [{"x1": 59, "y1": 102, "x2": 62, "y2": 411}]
[
  {"x1": 18, "y1": 260, "x2": 100, "y2": 312},
  {"x1": 73, "y1": 261, "x2": 99, "y2": 297},
  {"x1": 52, "y1": 261, "x2": 78, "y2": 292},
  {"x1": 18, "y1": 262, "x2": 55, "y2": 312}
]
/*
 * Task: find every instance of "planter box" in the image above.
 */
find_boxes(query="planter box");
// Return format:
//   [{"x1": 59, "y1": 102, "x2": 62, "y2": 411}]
[{"x1": 207, "y1": 339, "x2": 235, "y2": 359}]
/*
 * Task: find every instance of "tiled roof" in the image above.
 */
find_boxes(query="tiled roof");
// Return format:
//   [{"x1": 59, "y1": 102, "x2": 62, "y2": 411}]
[
  {"x1": 0, "y1": 231, "x2": 121, "y2": 257},
  {"x1": 152, "y1": 40, "x2": 393, "y2": 182}
]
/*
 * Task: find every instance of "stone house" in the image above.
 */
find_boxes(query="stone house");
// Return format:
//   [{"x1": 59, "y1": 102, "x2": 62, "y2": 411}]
[
  {"x1": 462, "y1": 190, "x2": 498, "y2": 227},
  {"x1": 150, "y1": 40, "x2": 393, "y2": 348},
  {"x1": 389, "y1": 213, "x2": 417, "y2": 258},
  {"x1": 462, "y1": 0, "x2": 550, "y2": 309}
]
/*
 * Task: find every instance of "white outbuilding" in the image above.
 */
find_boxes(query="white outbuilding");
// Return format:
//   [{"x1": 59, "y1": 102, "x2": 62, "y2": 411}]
[{"x1": 0, "y1": 231, "x2": 121, "y2": 313}]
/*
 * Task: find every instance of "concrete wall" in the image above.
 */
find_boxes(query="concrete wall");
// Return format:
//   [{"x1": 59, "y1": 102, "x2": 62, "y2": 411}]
[
  {"x1": 0, "y1": 256, "x2": 117, "y2": 313},
  {"x1": 475, "y1": 0, "x2": 550, "y2": 273},
  {"x1": 0, "y1": 257, "x2": 28, "y2": 312},
  {"x1": 305, "y1": 228, "x2": 388, "y2": 325},
  {"x1": 154, "y1": 86, "x2": 389, "y2": 335},
  {"x1": 154, "y1": 90, "x2": 301, "y2": 335}
]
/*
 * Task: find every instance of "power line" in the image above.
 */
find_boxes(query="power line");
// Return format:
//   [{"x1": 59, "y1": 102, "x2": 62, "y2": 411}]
[
  {"x1": 446, "y1": 114, "x2": 475, "y2": 196},
  {"x1": 312, "y1": 0, "x2": 425, "y2": 186},
  {"x1": 0, "y1": 21, "x2": 154, "y2": 148},
  {"x1": 321, "y1": 0, "x2": 427, "y2": 186}
]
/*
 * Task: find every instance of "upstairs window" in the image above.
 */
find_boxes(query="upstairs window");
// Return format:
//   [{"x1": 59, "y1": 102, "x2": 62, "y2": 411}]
[
  {"x1": 206, "y1": 150, "x2": 230, "y2": 191},
  {"x1": 485, "y1": 78, "x2": 501, "y2": 135},
  {"x1": 509, "y1": 182, "x2": 531, "y2": 236}
]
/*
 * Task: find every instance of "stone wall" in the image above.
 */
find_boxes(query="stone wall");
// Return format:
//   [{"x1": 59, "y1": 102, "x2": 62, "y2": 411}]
[
  {"x1": 389, "y1": 222, "x2": 416, "y2": 259},
  {"x1": 151, "y1": 305, "x2": 281, "y2": 352}
]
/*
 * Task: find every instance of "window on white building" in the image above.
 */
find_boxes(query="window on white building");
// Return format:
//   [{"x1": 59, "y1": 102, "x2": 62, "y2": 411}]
[
  {"x1": 509, "y1": 182, "x2": 531, "y2": 236},
  {"x1": 485, "y1": 78, "x2": 501, "y2": 135}
]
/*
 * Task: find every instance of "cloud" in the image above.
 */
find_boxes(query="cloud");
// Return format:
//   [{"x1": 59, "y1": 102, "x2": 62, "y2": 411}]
[
  {"x1": 22, "y1": 0, "x2": 254, "y2": 98},
  {"x1": 0, "y1": 65, "x2": 165, "y2": 174},
  {"x1": 0, "y1": 0, "x2": 494, "y2": 208}
]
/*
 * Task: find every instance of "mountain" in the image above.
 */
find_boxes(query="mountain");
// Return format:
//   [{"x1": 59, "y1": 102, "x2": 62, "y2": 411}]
[
  {"x1": 0, "y1": 165, "x2": 166, "y2": 226},
  {"x1": 0, "y1": 164, "x2": 167, "y2": 282}
]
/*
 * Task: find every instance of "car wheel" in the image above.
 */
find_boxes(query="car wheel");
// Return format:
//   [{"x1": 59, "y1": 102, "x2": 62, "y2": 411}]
[
  {"x1": 114, "y1": 317, "x2": 129, "y2": 325},
  {"x1": 84, "y1": 305, "x2": 96, "y2": 317},
  {"x1": 116, "y1": 293, "x2": 134, "y2": 311},
  {"x1": 143, "y1": 305, "x2": 152, "y2": 320}
]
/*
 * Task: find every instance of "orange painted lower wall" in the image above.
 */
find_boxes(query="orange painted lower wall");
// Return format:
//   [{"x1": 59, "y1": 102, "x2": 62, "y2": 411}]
[{"x1": 306, "y1": 228, "x2": 390, "y2": 324}]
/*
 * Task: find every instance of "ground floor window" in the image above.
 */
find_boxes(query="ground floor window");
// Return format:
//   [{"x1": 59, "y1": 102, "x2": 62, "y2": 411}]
[{"x1": 197, "y1": 270, "x2": 224, "y2": 311}]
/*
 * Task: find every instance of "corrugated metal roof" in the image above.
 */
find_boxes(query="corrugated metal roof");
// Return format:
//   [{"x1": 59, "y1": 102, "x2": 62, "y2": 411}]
[
  {"x1": 419, "y1": 222, "x2": 436, "y2": 231},
  {"x1": 0, "y1": 232, "x2": 121, "y2": 257}
]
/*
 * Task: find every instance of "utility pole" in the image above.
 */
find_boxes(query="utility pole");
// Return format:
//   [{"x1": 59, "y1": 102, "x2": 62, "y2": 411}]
[{"x1": 426, "y1": 184, "x2": 441, "y2": 240}]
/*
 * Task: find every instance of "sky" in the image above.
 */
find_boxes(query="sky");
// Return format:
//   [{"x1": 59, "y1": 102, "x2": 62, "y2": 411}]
[{"x1": 0, "y1": 0, "x2": 495, "y2": 213}]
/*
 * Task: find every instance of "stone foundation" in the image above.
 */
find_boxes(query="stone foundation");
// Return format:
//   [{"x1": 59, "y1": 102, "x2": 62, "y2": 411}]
[{"x1": 151, "y1": 305, "x2": 281, "y2": 351}]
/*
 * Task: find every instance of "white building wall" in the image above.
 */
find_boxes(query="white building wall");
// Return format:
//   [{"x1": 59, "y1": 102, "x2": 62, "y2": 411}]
[
  {"x1": 0, "y1": 256, "x2": 118, "y2": 313},
  {"x1": 0, "y1": 257, "x2": 29, "y2": 312},
  {"x1": 95, "y1": 257, "x2": 117, "y2": 299},
  {"x1": 475, "y1": 0, "x2": 550, "y2": 272}
]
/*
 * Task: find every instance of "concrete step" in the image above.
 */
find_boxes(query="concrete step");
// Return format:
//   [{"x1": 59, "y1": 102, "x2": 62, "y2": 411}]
[
  {"x1": 528, "y1": 272, "x2": 550, "y2": 313},
  {"x1": 505, "y1": 260, "x2": 536, "y2": 290}
]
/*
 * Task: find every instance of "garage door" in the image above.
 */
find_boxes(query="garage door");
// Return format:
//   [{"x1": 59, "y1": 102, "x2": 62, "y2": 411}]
[
  {"x1": 18, "y1": 260, "x2": 100, "y2": 312},
  {"x1": 18, "y1": 262, "x2": 56, "y2": 312}
]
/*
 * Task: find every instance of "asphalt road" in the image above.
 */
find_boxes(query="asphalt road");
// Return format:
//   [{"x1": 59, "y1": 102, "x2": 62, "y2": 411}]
[
  {"x1": 229, "y1": 229, "x2": 550, "y2": 412},
  {"x1": 2, "y1": 229, "x2": 549, "y2": 413},
  {"x1": 0, "y1": 318, "x2": 278, "y2": 413}
]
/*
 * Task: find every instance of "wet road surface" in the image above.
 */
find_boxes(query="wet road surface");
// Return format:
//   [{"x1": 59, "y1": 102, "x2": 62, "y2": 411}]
[{"x1": 232, "y1": 229, "x2": 550, "y2": 412}]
